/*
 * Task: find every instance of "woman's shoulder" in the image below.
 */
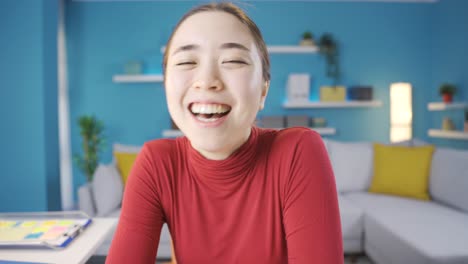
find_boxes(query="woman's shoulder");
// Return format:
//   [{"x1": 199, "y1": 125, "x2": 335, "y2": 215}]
[
  {"x1": 141, "y1": 137, "x2": 185, "y2": 162},
  {"x1": 259, "y1": 126, "x2": 322, "y2": 147},
  {"x1": 144, "y1": 137, "x2": 178, "y2": 150},
  {"x1": 256, "y1": 127, "x2": 324, "y2": 163}
]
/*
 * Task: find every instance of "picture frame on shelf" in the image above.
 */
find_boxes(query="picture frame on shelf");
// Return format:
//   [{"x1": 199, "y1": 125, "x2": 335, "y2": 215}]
[{"x1": 286, "y1": 74, "x2": 310, "y2": 103}]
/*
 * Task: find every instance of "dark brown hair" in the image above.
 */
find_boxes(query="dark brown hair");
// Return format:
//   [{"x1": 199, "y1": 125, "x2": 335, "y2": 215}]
[{"x1": 162, "y1": 2, "x2": 270, "y2": 82}]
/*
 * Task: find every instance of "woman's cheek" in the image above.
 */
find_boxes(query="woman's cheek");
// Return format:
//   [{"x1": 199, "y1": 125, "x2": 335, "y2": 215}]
[
  {"x1": 225, "y1": 69, "x2": 256, "y2": 89},
  {"x1": 227, "y1": 66, "x2": 262, "y2": 89},
  {"x1": 166, "y1": 72, "x2": 191, "y2": 96}
]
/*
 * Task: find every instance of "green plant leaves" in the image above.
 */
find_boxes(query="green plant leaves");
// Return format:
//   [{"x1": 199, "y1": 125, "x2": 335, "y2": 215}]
[
  {"x1": 318, "y1": 33, "x2": 340, "y2": 86},
  {"x1": 438, "y1": 83, "x2": 456, "y2": 95},
  {"x1": 74, "y1": 115, "x2": 106, "y2": 182}
]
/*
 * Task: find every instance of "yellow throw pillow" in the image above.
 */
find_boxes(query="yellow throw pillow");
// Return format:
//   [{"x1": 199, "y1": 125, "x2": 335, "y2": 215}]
[
  {"x1": 114, "y1": 152, "x2": 138, "y2": 185},
  {"x1": 369, "y1": 143, "x2": 435, "y2": 200}
]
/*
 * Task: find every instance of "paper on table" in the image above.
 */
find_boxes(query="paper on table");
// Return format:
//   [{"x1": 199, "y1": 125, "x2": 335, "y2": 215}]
[{"x1": 0, "y1": 228, "x2": 32, "y2": 242}]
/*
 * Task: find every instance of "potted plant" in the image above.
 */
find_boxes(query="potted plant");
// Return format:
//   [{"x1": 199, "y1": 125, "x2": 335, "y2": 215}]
[
  {"x1": 300, "y1": 31, "x2": 315, "y2": 46},
  {"x1": 318, "y1": 33, "x2": 340, "y2": 87},
  {"x1": 74, "y1": 115, "x2": 106, "y2": 215},
  {"x1": 439, "y1": 83, "x2": 456, "y2": 103}
]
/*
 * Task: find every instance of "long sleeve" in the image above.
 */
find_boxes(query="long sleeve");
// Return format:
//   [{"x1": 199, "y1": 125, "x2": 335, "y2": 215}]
[
  {"x1": 106, "y1": 144, "x2": 165, "y2": 264},
  {"x1": 283, "y1": 130, "x2": 344, "y2": 263}
]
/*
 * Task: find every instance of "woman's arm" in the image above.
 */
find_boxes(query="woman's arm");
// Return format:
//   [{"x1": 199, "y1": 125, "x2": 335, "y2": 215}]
[
  {"x1": 283, "y1": 130, "x2": 343, "y2": 264},
  {"x1": 106, "y1": 144, "x2": 165, "y2": 264}
]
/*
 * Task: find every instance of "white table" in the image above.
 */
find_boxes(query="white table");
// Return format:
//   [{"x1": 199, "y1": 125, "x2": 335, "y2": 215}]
[{"x1": 0, "y1": 218, "x2": 117, "y2": 264}]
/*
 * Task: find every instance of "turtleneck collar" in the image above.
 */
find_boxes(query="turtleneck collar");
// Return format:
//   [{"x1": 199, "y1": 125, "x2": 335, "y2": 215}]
[{"x1": 184, "y1": 126, "x2": 259, "y2": 182}]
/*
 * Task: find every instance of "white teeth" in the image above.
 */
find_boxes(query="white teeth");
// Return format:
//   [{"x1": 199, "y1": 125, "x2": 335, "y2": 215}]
[
  {"x1": 190, "y1": 103, "x2": 231, "y2": 114},
  {"x1": 195, "y1": 115, "x2": 220, "y2": 122}
]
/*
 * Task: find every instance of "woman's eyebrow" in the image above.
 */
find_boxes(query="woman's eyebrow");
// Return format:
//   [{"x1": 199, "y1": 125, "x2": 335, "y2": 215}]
[
  {"x1": 172, "y1": 44, "x2": 199, "y2": 56},
  {"x1": 171, "y1": 42, "x2": 250, "y2": 56},
  {"x1": 220, "y1": 42, "x2": 250, "y2": 52}
]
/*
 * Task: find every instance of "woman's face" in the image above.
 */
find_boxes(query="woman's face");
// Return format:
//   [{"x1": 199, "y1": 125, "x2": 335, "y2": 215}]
[{"x1": 165, "y1": 11, "x2": 268, "y2": 160}]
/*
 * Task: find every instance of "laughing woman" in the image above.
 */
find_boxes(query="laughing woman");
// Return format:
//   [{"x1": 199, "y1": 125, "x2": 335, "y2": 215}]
[{"x1": 106, "y1": 2, "x2": 343, "y2": 264}]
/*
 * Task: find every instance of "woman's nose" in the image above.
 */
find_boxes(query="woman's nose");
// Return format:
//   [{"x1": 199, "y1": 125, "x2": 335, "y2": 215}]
[{"x1": 193, "y1": 64, "x2": 224, "y2": 91}]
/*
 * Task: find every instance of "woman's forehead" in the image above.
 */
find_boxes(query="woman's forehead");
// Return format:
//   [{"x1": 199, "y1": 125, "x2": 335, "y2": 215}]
[{"x1": 170, "y1": 11, "x2": 255, "y2": 52}]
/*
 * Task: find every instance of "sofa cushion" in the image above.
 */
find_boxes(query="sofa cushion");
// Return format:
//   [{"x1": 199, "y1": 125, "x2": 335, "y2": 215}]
[
  {"x1": 113, "y1": 143, "x2": 142, "y2": 155},
  {"x1": 430, "y1": 147, "x2": 468, "y2": 213},
  {"x1": 114, "y1": 152, "x2": 138, "y2": 185},
  {"x1": 338, "y1": 195, "x2": 364, "y2": 253},
  {"x1": 327, "y1": 140, "x2": 373, "y2": 193},
  {"x1": 321, "y1": 138, "x2": 330, "y2": 153},
  {"x1": 390, "y1": 138, "x2": 429, "y2": 147},
  {"x1": 345, "y1": 192, "x2": 468, "y2": 264},
  {"x1": 112, "y1": 143, "x2": 142, "y2": 185},
  {"x1": 107, "y1": 208, "x2": 121, "y2": 218},
  {"x1": 92, "y1": 164, "x2": 123, "y2": 217},
  {"x1": 113, "y1": 143, "x2": 142, "y2": 185},
  {"x1": 369, "y1": 143, "x2": 434, "y2": 200}
]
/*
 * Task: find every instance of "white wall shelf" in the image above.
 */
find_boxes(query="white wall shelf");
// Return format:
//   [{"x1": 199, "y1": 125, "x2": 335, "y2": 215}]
[
  {"x1": 160, "y1": 45, "x2": 318, "y2": 54},
  {"x1": 310, "y1": 127, "x2": 336, "y2": 135},
  {"x1": 427, "y1": 102, "x2": 467, "y2": 111},
  {"x1": 162, "y1": 129, "x2": 184, "y2": 138},
  {"x1": 283, "y1": 100, "x2": 383, "y2": 109},
  {"x1": 113, "y1": 74, "x2": 163, "y2": 83},
  {"x1": 162, "y1": 127, "x2": 335, "y2": 138},
  {"x1": 427, "y1": 129, "x2": 468, "y2": 140},
  {"x1": 269, "y1": 127, "x2": 336, "y2": 135},
  {"x1": 301, "y1": 127, "x2": 336, "y2": 135},
  {"x1": 267, "y1": 46, "x2": 319, "y2": 53}
]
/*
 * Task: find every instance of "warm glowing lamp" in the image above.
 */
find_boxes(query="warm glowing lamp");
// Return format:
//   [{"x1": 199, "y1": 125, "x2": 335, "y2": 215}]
[{"x1": 390, "y1": 83, "x2": 413, "y2": 142}]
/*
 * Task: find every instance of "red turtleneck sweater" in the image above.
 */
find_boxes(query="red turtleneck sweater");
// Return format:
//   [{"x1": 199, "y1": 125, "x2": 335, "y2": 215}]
[{"x1": 106, "y1": 127, "x2": 343, "y2": 264}]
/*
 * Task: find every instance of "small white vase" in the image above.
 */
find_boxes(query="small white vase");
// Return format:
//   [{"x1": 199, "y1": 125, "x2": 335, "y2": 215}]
[
  {"x1": 300, "y1": 39, "x2": 315, "y2": 46},
  {"x1": 78, "y1": 183, "x2": 96, "y2": 217}
]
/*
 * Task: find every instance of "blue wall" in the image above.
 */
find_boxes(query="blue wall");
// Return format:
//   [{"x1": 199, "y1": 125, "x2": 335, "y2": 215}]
[
  {"x1": 254, "y1": 2, "x2": 432, "y2": 143},
  {"x1": 1, "y1": 0, "x2": 467, "y2": 211},
  {"x1": 0, "y1": 0, "x2": 60, "y2": 212},
  {"x1": 66, "y1": 0, "x2": 468, "y2": 195},
  {"x1": 429, "y1": 0, "x2": 468, "y2": 149}
]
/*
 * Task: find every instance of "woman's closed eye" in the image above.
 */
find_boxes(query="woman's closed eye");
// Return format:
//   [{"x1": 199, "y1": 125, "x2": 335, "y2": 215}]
[
  {"x1": 176, "y1": 61, "x2": 196, "y2": 66},
  {"x1": 223, "y1": 60, "x2": 248, "y2": 65}
]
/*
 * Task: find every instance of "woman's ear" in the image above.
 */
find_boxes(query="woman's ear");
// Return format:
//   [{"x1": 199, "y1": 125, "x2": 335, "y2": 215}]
[{"x1": 259, "y1": 81, "x2": 270, "y2": 110}]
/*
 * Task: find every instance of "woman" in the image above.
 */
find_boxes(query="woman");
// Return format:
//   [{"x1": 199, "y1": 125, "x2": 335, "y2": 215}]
[{"x1": 107, "y1": 2, "x2": 343, "y2": 263}]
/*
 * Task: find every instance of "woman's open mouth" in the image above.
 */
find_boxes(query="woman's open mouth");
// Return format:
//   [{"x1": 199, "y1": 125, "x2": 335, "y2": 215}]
[{"x1": 189, "y1": 102, "x2": 231, "y2": 123}]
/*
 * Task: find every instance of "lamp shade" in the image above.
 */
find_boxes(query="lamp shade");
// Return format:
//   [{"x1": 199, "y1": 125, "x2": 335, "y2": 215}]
[{"x1": 390, "y1": 82, "x2": 413, "y2": 142}]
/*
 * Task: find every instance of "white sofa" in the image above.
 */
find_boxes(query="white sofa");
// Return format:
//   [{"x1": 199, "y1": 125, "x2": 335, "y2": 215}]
[
  {"x1": 326, "y1": 139, "x2": 468, "y2": 264},
  {"x1": 88, "y1": 139, "x2": 468, "y2": 263}
]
